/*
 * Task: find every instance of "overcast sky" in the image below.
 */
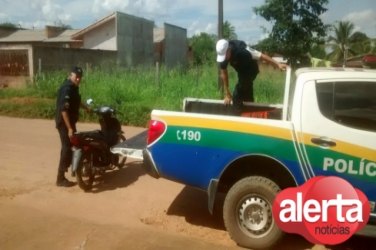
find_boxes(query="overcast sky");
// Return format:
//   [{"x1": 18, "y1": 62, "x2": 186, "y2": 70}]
[{"x1": 0, "y1": 0, "x2": 375, "y2": 44}]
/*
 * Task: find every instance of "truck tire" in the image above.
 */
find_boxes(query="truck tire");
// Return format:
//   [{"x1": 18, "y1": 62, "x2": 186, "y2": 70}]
[{"x1": 223, "y1": 176, "x2": 282, "y2": 249}]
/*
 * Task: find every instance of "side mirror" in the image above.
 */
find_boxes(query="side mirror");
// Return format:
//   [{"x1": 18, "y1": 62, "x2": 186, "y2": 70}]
[{"x1": 86, "y1": 98, "x2": 94, "y2": 106}]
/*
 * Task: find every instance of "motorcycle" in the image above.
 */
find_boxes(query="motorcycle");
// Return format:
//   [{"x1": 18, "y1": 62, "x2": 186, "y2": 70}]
[{"x1": 70, "y1": 99, "x2": 126, "y2": 191}]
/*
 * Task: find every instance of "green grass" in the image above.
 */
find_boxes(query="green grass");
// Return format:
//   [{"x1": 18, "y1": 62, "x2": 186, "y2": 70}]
[
  {"x1": 0, "y1": 63, "x2": 285, "y2": 127},
  {"x1": 254, "y1": 66, "x2": 286, "y2": 104}
]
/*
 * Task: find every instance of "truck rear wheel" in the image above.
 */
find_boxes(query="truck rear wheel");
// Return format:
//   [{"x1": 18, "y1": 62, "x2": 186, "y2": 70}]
[{"x1": 223, "y1": 176, "x2": 282, "y2": 249}]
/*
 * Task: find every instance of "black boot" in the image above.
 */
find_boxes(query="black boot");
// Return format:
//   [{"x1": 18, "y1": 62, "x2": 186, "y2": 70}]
[{"x1": 56, "y1": 172, "x2": 75, "y2": 187}]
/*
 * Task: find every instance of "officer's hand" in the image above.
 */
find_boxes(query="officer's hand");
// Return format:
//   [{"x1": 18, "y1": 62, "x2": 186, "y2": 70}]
[
  {"x1": 84, "y1": 105, "x2": 92, "y2": 113},
  {"x1": 68, "y1": 128, "x2": 74, "y2": 138},
  {"x1": 224, "y1": 94, "x2": 232, "y2": 105},
  {"x1": 278, "y1": 63, "x2": 288, "y2": 71}
]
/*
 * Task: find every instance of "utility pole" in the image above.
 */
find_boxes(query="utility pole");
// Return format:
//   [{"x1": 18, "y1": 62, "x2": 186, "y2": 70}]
[
  {"x1": 218, "y1": 0, "x2": 223, "y2": 39},
  {"x1": 218, "y1": 0, "x2": 224, "y2": 94}
]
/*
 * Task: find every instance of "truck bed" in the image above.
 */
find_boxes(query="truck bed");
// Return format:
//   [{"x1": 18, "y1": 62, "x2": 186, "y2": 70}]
[
  {"x1": 110, "y1": 99, "x2": 282, "y2": 160},
  {"x1": 183, "y1": 98, "x2": 283, "y2": 119}
]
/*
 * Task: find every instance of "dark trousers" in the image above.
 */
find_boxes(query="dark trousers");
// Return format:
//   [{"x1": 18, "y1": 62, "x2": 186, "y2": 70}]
[
  {"x1": 56, "y1": 124, "x2": 75, "y2": 178},
  {"x1": 232, "y1": 83, "x2": 254, "y2": 114}
]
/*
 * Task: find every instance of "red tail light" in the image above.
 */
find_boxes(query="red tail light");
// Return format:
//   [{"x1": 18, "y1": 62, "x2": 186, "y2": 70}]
[
  {"x1": 147, "y1": 120, "x2": 166, "y2": 145},
  {"x1": 70, "y1": 134, "x2": 80, "y2": 146}
]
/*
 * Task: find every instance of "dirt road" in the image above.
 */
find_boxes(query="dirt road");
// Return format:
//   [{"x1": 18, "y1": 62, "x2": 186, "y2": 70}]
[{"x1": 0, "y1": 116, "x2": 374, "y2": 250}]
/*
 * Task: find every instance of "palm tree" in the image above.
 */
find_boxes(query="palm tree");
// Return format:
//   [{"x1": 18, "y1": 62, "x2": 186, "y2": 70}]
[
  {"x1": 327, "y1": 21, "x2": 355, "y2": 65},
  {"x1": 327, "y1": 21, "x2": 375, "y2": 66},
  {"x1": 223, "y1": 21, "x2": 237, "y2": 40}
]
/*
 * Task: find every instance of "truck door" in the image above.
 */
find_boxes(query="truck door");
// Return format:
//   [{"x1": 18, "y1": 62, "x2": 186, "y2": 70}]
[{"x1": 298, "y1": 79, "x2": 376, "y2": 215}]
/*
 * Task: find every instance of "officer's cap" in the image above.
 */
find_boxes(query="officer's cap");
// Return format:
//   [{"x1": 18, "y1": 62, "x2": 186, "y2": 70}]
[{"x1": 71, "y1": 66, "x2": 83, "y2": 77}]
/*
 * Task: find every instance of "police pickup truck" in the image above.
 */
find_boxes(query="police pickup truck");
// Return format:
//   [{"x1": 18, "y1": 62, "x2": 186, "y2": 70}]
[{"x1": 139, "y1": 67, "x2": 375, "y2": 249}]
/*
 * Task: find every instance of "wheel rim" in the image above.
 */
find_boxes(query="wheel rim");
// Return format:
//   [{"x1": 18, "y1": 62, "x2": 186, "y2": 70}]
[
  {"x1": 80, "y1": 158, "x2": 93, "y2": 184},
  {"x1": 238, "y1": 194, "x2": 273, "y2": 237}
]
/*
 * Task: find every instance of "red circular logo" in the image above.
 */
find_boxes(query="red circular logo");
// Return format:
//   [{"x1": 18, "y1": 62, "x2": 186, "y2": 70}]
[{"x1": 272, "y1": 176, "x2": 370, "y2": 245}]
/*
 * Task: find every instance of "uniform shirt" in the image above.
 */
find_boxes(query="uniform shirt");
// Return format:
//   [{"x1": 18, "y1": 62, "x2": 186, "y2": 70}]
[
  {"x1": 55, "y1": 79, "x2": 81, "y2": 128},
  {"x1": 246, "y1": 47, "x2": 262, "y2": 60},
  {"x1": 219, "y1": 40, "x2": 260, "y2": 86}
]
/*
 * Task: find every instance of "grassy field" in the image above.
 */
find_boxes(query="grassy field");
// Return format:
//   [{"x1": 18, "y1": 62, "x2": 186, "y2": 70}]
[{"x1": 0, "y1": 63, "x2": 286, "y2": 127}]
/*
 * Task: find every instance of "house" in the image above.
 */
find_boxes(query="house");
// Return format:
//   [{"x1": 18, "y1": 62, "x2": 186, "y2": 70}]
[
  {"x1": 154, "y1": 23, "x2": 188, "y2": 68},
  {"x1": 0, "y1": 26, "x2": 82, "y2": 77},
  {"x1": 0, "y1": 11, "x2": 188, "y2": 87},
  {"x1": 71, "y1": 12, "x2": 154, "y2": 66},
  {"x1": 0, "y1": 25, "x2": 110, "y2": 84},
  {"x1": 343, "y1": 54, "x2": 376, "y2": 68},
  {"x1": 72, "y1": 12, "x2": 188, "y2": 67},
  {"x1": 0, "y1": 25, "x2": 82, "y2": 48}
]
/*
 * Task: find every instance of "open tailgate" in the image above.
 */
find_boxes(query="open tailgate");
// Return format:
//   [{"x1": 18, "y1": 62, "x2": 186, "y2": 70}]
[{"x1": 110, "y1": 130, "x2": 147, "y2": 160}]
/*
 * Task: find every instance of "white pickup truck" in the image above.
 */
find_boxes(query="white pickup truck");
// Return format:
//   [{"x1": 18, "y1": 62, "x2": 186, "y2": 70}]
[{"x1": 116, "y1": 67, "x2": 376, "y2": 249}]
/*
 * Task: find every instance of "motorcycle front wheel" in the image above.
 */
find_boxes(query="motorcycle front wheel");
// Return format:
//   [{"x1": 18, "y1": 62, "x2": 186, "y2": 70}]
[{"x1": 76, "y1": 152, "x2": 95, "y2": 191}]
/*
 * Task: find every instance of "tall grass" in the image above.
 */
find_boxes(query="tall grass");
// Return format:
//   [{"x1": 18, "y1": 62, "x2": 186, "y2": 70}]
[
  {"x1": 254, "y1": 65, "x2": 286, "y2": 104},
  {"x1": 0, "y1": 63, "x2": 285, "y2": 126}
]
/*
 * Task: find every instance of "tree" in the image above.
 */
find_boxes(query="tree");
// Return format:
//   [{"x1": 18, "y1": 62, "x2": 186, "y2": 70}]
[
  {"x1": 189, "y1": 32, "x2": 216, "y2": 65},
  {"x1": 350, "y1": 31, "x2": 374, "y2": 54},
  {"x1": 54, "y1": 20, "x2": 72, "y2": 29},
  {"x1": 254, "y1": 37, "x2": 273, "y2": 52},
  {"x1": 309, "y1": 40, "x2": 327, "y2": 59},
  {"x1": 223, "y1": 21, "x2": 237, "y2": 40},
  {"x1": 254, "y1": 0, "x2": 329, "y2": 67},
  {"x1": 327, "y1": 21, "x2": 375, "y2": 65},
  {"x1": 327, "y1": 21, "x2": 356, "y2": 64},
  {"x1": 0, "y1": 22, "x2": 20, "y2": 30}
]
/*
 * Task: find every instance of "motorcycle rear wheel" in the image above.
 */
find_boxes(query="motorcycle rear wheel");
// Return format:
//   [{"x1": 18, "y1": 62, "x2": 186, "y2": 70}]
[{"x1": 76, "y1": 152, "x2": 95, "y2": 191}]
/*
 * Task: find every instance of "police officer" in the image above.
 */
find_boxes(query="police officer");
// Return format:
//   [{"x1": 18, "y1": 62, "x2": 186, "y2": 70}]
[
  {"x1": 216, "y1": 39, "x2": 287, "y2": 113},
  {"x1": 55, "y1": 66, "x2": 89, "y2": 187}
]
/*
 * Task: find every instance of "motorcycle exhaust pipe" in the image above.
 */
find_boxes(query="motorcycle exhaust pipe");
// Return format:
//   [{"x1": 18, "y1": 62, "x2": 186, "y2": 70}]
[{"x1": 71, "y1": 147, "x2": 82, "y2": 177}]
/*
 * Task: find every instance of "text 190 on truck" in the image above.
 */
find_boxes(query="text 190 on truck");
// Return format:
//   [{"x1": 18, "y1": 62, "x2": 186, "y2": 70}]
[{"x1": 142, "y1": 67, "x2": 376, "y2": 249}]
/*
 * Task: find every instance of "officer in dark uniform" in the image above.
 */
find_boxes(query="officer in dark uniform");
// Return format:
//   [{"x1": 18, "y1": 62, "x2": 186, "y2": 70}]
[
  {"x1": 55, "y1": 66, "x2": 88, "y2": 187},
  {"x1": 216, "y1": 39, "x2": 287, "y2": 114}
]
